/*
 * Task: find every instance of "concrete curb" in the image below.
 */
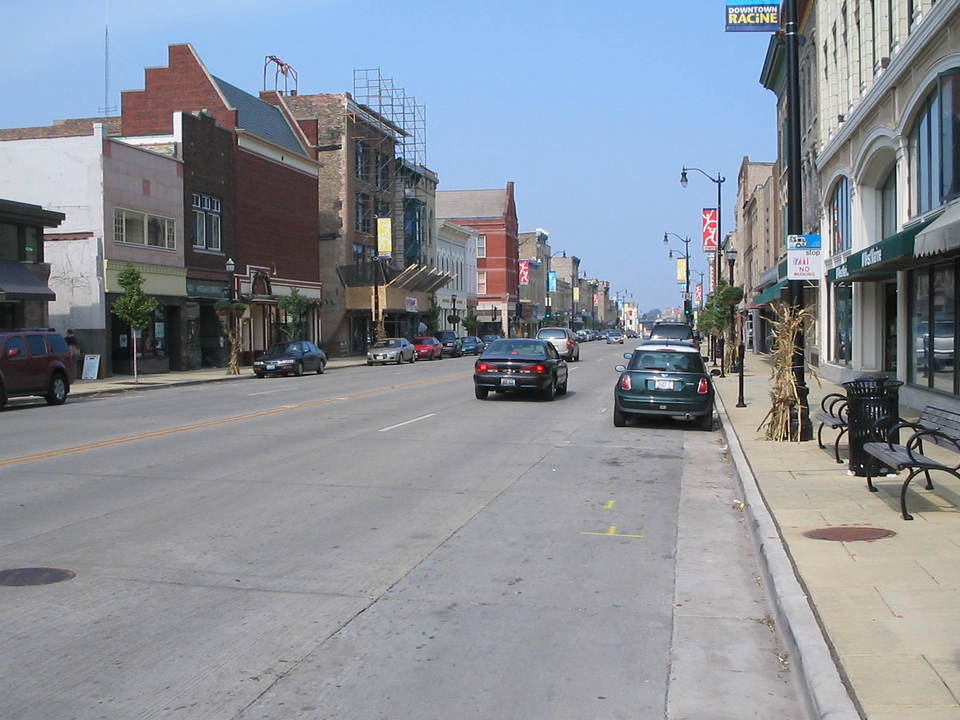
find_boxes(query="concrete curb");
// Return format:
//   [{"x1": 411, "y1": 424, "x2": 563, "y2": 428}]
[
  {"x1": 70, "y1": 360, "x2": 370, "y2": 398},
  {"x1": 714, "y1": 392, "x2": 862, "y2": 720}
]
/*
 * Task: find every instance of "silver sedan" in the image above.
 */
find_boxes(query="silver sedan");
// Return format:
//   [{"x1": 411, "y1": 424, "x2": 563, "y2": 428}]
[{"x1": 367, "y1": 338, "x2": 417, "y2": 365}]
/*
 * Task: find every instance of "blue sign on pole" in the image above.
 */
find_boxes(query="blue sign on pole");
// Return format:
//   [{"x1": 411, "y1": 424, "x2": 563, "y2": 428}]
[
  {"x1": 548, "y1": 271, "x2": 557, "y2": 292},
  {"x1": 725, "y1": 2, "x2": 780, "y2": 32}
]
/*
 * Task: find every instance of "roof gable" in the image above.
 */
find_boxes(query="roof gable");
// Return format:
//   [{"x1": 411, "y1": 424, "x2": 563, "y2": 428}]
[{"x1": 212, "y1": 76, "x2": 308, "y2": 157}]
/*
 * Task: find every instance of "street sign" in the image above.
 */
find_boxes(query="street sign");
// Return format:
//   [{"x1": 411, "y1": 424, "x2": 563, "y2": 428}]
[
  {"x1": 680, "y1": 292, "x2": 691, "y2": 301},
  {"x1": 786, "y1": 234, "x2": 823, "y2": 280}
]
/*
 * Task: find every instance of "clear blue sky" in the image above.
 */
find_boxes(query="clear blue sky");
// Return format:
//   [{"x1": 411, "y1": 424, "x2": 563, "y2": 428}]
[{"x1": 1, "y1": 0, "x2": 776, "y2": 313}]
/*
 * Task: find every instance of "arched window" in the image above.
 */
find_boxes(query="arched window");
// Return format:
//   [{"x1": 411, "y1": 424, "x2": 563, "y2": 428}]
[
  {"x1": 910, "y1": 69, "x2": 960, "y2": 215},
  {"x1": 880, "y1": 165, "x2": 897, "y2": 239},
  {"x1": 830, "y1": 177, "x2": 852, "y2": 254}
]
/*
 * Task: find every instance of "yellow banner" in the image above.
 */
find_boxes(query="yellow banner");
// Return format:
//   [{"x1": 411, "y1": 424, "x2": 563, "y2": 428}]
[
  {"x1": 377, "y1": 218, "x2": 392, "y2": 257},
  {"x1": 676, "y1": 257, "x2": 687, "y2": 284},
  {"x1": 573, "y1": 286, "x2": 580, "y2": 302}
]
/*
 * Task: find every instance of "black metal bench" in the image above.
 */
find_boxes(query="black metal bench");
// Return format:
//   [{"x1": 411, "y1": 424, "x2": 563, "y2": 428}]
[
  {"x1": 814, "y1": 392, "x2": 848, "y2": 464},
  {"x1": 863, "y1": 406, "x2": 960, "y2": 520}
]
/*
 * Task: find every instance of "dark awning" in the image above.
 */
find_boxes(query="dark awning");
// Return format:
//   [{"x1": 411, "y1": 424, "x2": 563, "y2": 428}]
[
  {"x1": 751, "y1": 279, "x2": 788, "y2": 306},
  {"x1": 827, "y1": 216, "x2": 939, "y2": 282},
  {"x1": 0, "y1": 261, "x2": 55, "y2": 301}
]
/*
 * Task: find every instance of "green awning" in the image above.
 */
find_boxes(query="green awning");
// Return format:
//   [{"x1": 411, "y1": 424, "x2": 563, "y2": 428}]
[
  {"x1": 829, "y1": 216, "x2": 939, "y2": 282},
  {"x1": 751, "y1": 279, "x2": 788, "y2": 306}
]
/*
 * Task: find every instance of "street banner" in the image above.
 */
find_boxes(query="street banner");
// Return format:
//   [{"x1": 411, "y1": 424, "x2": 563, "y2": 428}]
[
  {"x1": 695, "y1": 283, "x2": 703, "y2": 308},
  {"x1": 787, "y1": 234, "x2": 823, "y2": 280},
  {"x1": 547, "y1": 270, "x2": 557, "y2": 292},
  {"x1": 376, "y1": 218, "x2": 392, "y2": 257},
  {"x1": 593, "y1": 293, "x2": 599, "y2": 307},
  {"x1": 676, "y1": 257, "x2": 687, "y2": 285},
  {"x1": 573, "y1": 286, "x2": 580, "y2": 302},
  {"x1": 518, "y1": 259, "x2": 530, "y2": 285},
  {"x1": 701, "y1": 208, "x2": 718, "y2": 252},
  {"x1": 725, "y1": 2, "x2": 780, "y2": 32}
]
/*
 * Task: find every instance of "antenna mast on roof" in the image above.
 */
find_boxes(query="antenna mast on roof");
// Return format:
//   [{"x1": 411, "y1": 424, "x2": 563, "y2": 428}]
[
  {"x1": 264, "y1": 55, "x2": 298, "y2": 96},
  {"x1": 98, "y1": 0, "x2": 118, "y2": 116}
]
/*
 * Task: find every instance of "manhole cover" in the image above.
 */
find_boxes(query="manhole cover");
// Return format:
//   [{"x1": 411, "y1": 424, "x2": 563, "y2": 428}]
[
  {"x1": 803, "y1": 527, "x2": 896, "y2": 542},
  {"x1": 0, "y1": 568, "x2": 76, "y2": 586}
]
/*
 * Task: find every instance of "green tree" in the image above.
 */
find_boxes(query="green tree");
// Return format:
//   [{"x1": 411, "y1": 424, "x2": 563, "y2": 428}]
[
  {"x1": 110, "y1": 263, "x2": 158, "y2": 383},
  {"x1": 277, "y1": 288, "x2": 308, "y2": 341},
  {"x1": 462, "y1": 308, "x2": 479, "y2": 334},
  {"x1": 424, "y1": 296, "x2": 442, "y2": 333}
]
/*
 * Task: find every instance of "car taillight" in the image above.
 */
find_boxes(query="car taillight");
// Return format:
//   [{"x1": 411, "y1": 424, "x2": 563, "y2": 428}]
[
  {"x1": 520, "y1": 364, "x2": 547, "y2": 374},
  {"x1": 697, "y1": 377, "x2": 709, "y2": 394},
  {"x1": 566, "y1": 340, "x2": 573, "y2": 349},
  {"x1": 619, "y1": 374, "x2": 631, "y2": 391},
  {"x1": 477, "y1": 362, "x2": 492, "y2": 372}
]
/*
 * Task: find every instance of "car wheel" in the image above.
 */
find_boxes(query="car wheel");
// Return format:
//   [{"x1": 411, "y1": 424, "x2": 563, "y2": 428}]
[
  {"x1": 294, "y1": 362, "x2": 304, "y2": 377},
  {"x1": 412, "y1": 353, "x2": 417, "y2": 363},
  {"x1": 0, "y1": 381, "x2": 6, "y2": 409},
  {"x1": 45, "y1": 372, "x2": 68, "y2": 406},
  {"x1": 698, "y1": 410, "x2": 715, "y2": 431},
  {"x1": 317, "y1": 361, "x2": 325, "y2": 375},
  {"x1": 541, "y1": 379, "x2": 556, "y2": 401},
  {"x1": 255, "y1": 372, "x2": 265, "y2": 378},
  {"x1": 396, "y1": 354, "x2": 403, "y2": 365},
  {"x1": 366, "y1": 360, "x2": 373, "y2": 366},
  {"x1": 557, "y1": 380, "x2": 568, "y2": 396},
  {"x1": 475, "y1": 386, "x2": 488, "y2": 400},
  {"x1": 613, "y1": 406, "x2": 626, "y2": 427}
]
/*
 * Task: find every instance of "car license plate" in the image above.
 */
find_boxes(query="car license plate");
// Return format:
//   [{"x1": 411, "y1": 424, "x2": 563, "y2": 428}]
[
  {"x1": 266, "y1": 364, "x2": 276, "y2": 370},
  {"x1": 655, "y1": 379, "x2": 675, "y2": 390},
  {"x1": 500, "y1": 378, "x2": 516, "y2": 387}
]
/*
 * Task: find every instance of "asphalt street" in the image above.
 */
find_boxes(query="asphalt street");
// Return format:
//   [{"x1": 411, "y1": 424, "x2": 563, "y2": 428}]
[{"x1": 0, "y1": 344, "x2": 804, "y2": 719}]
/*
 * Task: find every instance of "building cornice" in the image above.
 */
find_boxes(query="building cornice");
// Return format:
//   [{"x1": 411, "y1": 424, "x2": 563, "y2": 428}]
[{"x1": 817, "y1": 0, "x2": 960, "y2": 170}]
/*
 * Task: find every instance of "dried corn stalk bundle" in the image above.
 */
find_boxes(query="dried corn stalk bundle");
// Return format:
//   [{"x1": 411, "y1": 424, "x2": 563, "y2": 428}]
[{"x1": 759, "y1": 301, "x2": 814, "y2": 442}]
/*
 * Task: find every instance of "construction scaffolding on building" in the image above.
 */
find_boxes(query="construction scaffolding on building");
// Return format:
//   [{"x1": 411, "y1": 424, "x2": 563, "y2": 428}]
[{"x1": 352, "y1": 68, "x2": 431, "y2": 270}]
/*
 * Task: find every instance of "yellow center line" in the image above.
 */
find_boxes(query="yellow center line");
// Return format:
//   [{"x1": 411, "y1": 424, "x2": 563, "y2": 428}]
[
  {"x1": 603, "y1": 500, "x2": 616, "y2": 509},
  {"x1": 0, "y1": 370, "x2": 472, "y2": 468}
]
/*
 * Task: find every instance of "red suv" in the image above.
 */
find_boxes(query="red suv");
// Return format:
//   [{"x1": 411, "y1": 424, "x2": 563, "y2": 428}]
[{"x1": 0, "y1": 328, "x2": 75, "y2": 409}]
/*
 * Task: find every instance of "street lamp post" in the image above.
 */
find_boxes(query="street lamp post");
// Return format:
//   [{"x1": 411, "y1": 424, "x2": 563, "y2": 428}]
[
  {"x1": 663, "y1": 232, "x2": 691, "y2": 323},
  {"x1": 726, "y1": 245, "x2": 746, "y2": 408}
]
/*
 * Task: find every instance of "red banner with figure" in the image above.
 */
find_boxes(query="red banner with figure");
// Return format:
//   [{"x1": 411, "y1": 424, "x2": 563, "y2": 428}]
[
  {"x1": 518, "y1": 259, "x2": 530, "y2": 285},
  {"x1": 701, "y1": 208, "x2": 718, "y2": 252},
  {"x1": 695, "y1": 283, "x2": 703, "y2": 307}
]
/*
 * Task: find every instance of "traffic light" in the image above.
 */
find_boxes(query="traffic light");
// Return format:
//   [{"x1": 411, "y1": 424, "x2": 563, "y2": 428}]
[
  {"x1": 545, "y1": 306, "x2": 552, "y2": 319},
  {"x1": 683, "y1": 299, "x2": 693, "y2": 321}
]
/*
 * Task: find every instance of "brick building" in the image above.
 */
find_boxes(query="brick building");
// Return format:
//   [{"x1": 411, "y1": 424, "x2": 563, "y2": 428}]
[{"x1": 437, "y1": 183, "x2": 519, "y2": 337}]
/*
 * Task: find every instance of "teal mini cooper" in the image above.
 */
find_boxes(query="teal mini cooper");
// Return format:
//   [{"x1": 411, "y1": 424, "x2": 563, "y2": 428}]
[{"x1": 613, "y1": 341, "x2": 715, "y2": 430}]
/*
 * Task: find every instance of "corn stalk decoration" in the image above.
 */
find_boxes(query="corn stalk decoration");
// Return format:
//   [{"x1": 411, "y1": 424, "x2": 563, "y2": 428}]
[
  {"x1": 215, "y1": 300, "x2": 247, "y2": 375},
  {"x1": 758, "y1": 302, "x2": 815, "y2": 441}
]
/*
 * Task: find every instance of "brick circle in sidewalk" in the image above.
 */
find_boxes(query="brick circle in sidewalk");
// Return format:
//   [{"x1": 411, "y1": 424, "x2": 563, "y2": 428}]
[{"x1": 803, "y1": 527, "x2": 896, "y2": 542}]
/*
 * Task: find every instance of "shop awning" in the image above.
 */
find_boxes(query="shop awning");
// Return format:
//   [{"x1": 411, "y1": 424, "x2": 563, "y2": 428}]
[
  {"x1": 915, "y1": 203, "x2": 960, "y2": 257},
  {"x1": 0, "y1": 261, "x2": 55, "y2": 301},
  {"x1": 751, "y1": 279, "x2": 788, "y2": 306},
  {"x1": 826, "y1": 216, "x2": 939, "y2": 282}
]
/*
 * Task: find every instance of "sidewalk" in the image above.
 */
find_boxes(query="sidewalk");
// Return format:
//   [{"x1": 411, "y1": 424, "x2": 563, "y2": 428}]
[
  {"x1": 70, "y1": 356, "x2": 368, "y2": 397},
  {"x1": 713, "y1": 353, "x2": 960, "y2": 719}
]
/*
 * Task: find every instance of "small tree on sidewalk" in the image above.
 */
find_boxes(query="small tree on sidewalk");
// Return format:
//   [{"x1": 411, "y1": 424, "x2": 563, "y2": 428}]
[
  {"x1": 110, "y1": 263, "x2": 158, "y2": 384},
  {"x1": 276, "y1": 288, "x2": 307, "y2": 341}
]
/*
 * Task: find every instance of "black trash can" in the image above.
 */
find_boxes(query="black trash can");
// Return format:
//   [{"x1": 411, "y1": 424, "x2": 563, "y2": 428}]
[{"x1": 842, "y1": 376, "x2": 902, "y2": 476}]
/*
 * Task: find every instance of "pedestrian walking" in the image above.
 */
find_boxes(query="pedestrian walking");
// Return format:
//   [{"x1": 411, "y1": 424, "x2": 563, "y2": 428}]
[{"x1": 65, "y1": 329, "x2": 81, "y2": 375}]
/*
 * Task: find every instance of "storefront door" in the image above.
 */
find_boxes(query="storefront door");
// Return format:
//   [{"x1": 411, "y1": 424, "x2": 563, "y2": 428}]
[{"x1": 884, "y1": 283, "x2": 897, "y2": 373}]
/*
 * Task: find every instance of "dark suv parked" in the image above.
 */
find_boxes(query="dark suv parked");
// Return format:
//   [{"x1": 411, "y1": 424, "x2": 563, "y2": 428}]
[
  {"x1": 0, "y1": 328, "x2": 75, "y2": 408},
  {"x1": 434, "y1": 330, "x2": 463, "y2": 358}
]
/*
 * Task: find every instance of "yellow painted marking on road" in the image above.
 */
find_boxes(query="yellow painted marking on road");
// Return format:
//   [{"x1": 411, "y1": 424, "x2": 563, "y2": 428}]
[
  {"x1": 0, "y1": 370, "x2": 472, "y2": 468},
  {"x1": 604, "y1": 500, "x2": 616, "y2": 509},
  {"x1": 581, "y1": 525, "x2": 644, "y2": 538}
]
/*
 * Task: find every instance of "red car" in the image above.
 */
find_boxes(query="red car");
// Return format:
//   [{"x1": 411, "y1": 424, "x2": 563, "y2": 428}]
[{"x1": 413, "y1": 336, "x2": 443, "y2": 360}]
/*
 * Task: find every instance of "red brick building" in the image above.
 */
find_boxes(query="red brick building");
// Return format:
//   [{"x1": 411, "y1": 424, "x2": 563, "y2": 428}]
[
  {"x1": 120, "y1": 44, "x2": 322, "y2": 360},
  {"x1": 436, "y1": 183, "x2": 519, "y2": 337}
]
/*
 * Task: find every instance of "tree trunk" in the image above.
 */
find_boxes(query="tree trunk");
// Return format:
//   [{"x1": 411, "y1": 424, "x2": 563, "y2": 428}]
[{"x1": 132, "y1": 330, "x2": 139, "y2": 384}]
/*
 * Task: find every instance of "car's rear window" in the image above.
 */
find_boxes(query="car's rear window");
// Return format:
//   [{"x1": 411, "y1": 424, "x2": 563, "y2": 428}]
[
  {"x1": 629, "y1": 351, "x2": 703, "y2": 373},
  {"x1": 485, "y1": 340, "x2": 547, "y2": 357},
  {"x1": 48, "y1": 334, "x2": 68, "y2": 354},
  {"x1": 537, "y1": 329, "x2": 566, "y2": 339},
  {"x1": 650, "y1": 325, "x2": 694, "y2": 340}
]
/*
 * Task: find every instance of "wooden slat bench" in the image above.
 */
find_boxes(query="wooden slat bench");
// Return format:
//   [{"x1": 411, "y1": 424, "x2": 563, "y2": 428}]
[
  {"x1": 814, "y1": 392, "x2": 848, "y2": 464},
  {"x1": 863, "y1": 406, "x2": 960, "y2": 520}
]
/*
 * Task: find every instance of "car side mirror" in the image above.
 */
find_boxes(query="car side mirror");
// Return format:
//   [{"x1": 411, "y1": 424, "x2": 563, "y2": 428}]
[
  {"x1": 710, "y1": 369, "x2": 722, "y2": 377},
  {"x1": 615, "y1": 364, "x2": 626, "y2": 372},
  {"x1": 703, "y1": 356, "x2": 710, "y2": 362},
  {"x1": 6, "y1": 347, "x2": 20, "y2": 358},
  {"x1": 622, "y1": 353, "x2": 632, "y2": 360}
]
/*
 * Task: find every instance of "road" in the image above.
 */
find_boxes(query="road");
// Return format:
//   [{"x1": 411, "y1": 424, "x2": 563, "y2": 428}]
[{"x1": 0, "y1": 343, "x2": 804, "y2": 719}]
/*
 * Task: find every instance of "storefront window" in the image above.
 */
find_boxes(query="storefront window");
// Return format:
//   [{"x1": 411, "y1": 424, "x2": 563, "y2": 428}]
[
  {"x1": 834, "y1": 283, "x2": 853, "y2": 365},
  {"x1": 932, "y1": 264, "x2": 956, "y2": 394},
  {"x1": 910, "y1": 269, "x2": 931, "y2": 386},
  {"x1": 830, "y1": 178, "x2": 852, "y2": 254},
  {"x1": 880, "y1": 166, "x2": 897, "y2": 239}
]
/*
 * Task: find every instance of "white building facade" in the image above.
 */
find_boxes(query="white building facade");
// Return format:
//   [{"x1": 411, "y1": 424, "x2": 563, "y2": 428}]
[
  {"x1": 435, "y1": 219, "x2": 477, "y2": 332},
  {"x1": 815, "y1": 0, "x2": 960, "y2": 410}
]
